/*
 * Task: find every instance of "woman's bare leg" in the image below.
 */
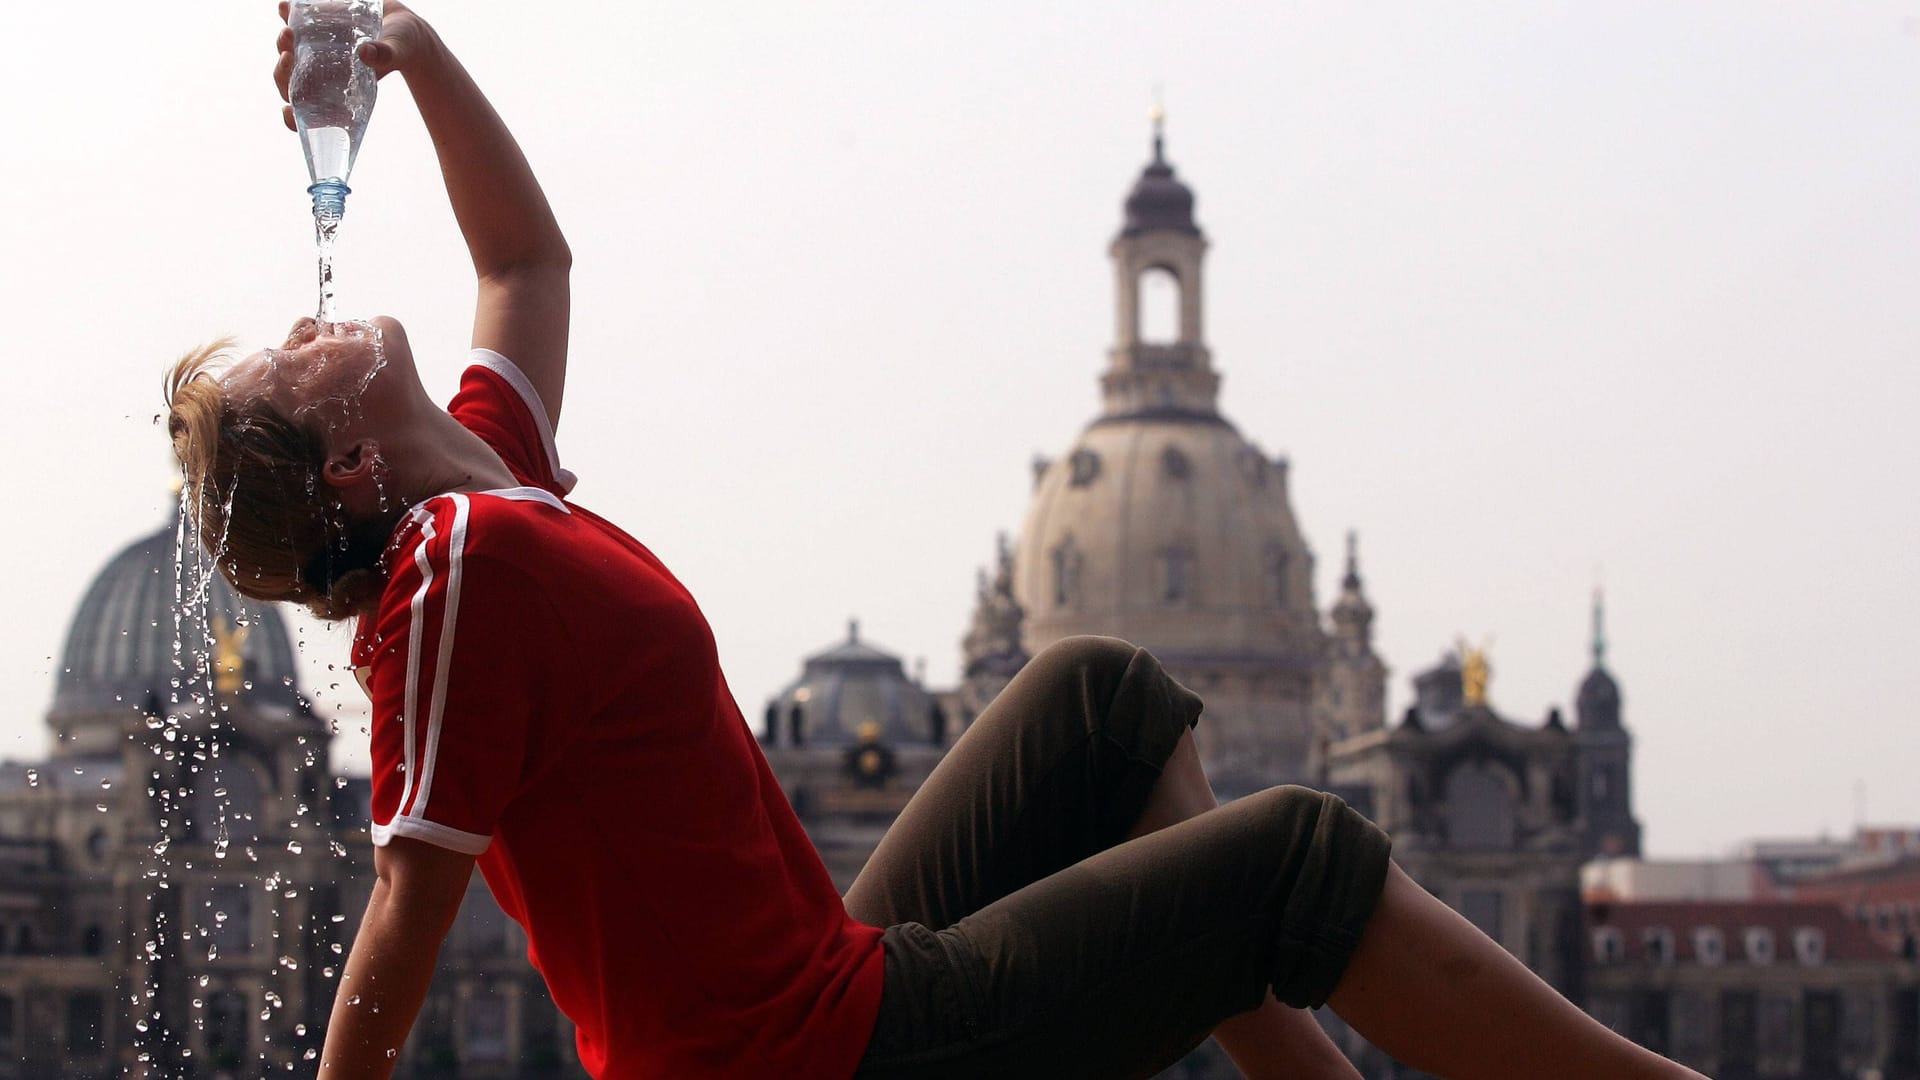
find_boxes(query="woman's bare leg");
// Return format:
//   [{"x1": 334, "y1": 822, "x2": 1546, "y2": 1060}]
[
  {"x1": 1126, "y1": 732, "x2": 1363, "y2": 1080},
  {"x1": 1328, "y1": 864, "x2": 1706, "y2": 1080}
]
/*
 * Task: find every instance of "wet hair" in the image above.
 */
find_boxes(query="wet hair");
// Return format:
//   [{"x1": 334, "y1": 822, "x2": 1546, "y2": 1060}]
[{"x1": 165, "y1": 338, "x2": 398, "y2": 620}]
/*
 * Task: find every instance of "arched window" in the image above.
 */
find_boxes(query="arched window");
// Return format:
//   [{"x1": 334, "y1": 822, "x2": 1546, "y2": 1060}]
[
  {"x1": 1694, "y1": 926, "x2": 1726, "y2": 966},
  {"x1": 1138, "y1": 267, "x2": 1181, "y2": 344},
  {"x1": 1444, "y1": 762, "x2": 1517, "y2": 851},
  {"x1": 1051, "y1": 537, "x2": 1083, "y2": 608},
  {"x1": 1793, "y1": 927, "x2": 1826, "y2": 966},
  {"x1": 1161, "y1": 546, "x2": 1195, "y2": 605}
]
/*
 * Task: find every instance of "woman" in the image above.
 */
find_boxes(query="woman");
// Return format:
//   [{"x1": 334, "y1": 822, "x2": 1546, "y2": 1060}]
[{"x1": 167, "y1": 5, "x2": 1708, "y2": 1078}]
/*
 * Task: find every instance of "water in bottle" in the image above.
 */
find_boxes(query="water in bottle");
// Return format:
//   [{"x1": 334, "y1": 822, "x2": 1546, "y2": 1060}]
[{"x1": 289, "y1": 0, "x2": 382, "y2": 320}]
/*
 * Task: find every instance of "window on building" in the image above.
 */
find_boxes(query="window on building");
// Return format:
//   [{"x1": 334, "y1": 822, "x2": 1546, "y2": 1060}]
[
  {"x1": 1793, "y1": 926, "x2": 1826, "y2": 965},
  {"x1": 1138, "y1": 267, "x2": 1181, "y2": 345},
  {"x1": 1842, "y1": 988, "x2": 1877, "y2": 1058},
  {"x1": 1264, "y1": 544, "x2": 1290, "y2": 608},
  {"x1": 463, "y1": 997, "x2": 509, "y2": 1063},
  {"x1": 455, "y1": 893, "x2": 510, "y2": 956},
  {"x1": 1589, "y1": 992, "x2": 1630, "y2": 1033},
  {"x1": 1443, "y1": 762, "x2": 1517, "y2": 851},
  {"x1": 201, "y1": 884, "x2": 252, "y2": 959},
  {"x1": 1692, "y1": 926, "x2": 1725, "y2": 966},
  {"x1": 1051, "y1": 538, "x2": 1082, "y2": 608},
  {"x1": 1161, "y1": 546, "x2": 1194, "y2": 605},
  {"x1": 1671, "y1": 991, "x2": 1713, "y2": 1059},
  {"x1": 1757, "y1": 992, "x2": 1796, "y2": 1058},
  {"x1": 191, "y1": 761, "x2": 266, "y2": 845},
  {"x1": 1643, "y1": 927, "x2": 1675, "y2": 965},
  {"x1": 205, "y1": 991, "x2": 249, "y2": 1067},
  {"x1": 66, "y1": 992, "x2": 103, "y2": 1056},
  {"x1": 1744, "y1": 926, "x2": 1775, "y2": 965},
  {"x1": 1459, "y1": 890, "x2": 1504, "y2": 944},
  {"x1": 1592, "y1": 927, "x2": 1624, "y2": 964},
  {"x1": 81, "y1": 924, "x2": 103, "y2": 956},
  {"x1": 1067, "y1": 450, "x2": 1101, "y2": 488},
  {"x1": 0, "y1": 993, "x2": 14, "y2": 1054}
]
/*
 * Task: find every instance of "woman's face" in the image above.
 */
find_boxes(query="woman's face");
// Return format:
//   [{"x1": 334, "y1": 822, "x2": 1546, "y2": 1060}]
[{"x1": 222, "y1": 315, "x2": 419, "y2": 439}]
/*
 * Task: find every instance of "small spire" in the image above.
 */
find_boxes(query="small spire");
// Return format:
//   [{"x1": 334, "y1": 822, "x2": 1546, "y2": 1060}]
[
  {"x1": 849, "y1": 618, "x2": 860, "y2": 644},
  {"x1": 1591, "y1": 588, "x2": 1607, "y2": 668},
  {"x1": 1149, "y1": 91, "x2": 1166, "y2": 164},
  {"x1": 1342, "y1": 530, "x2": 1362, "y2": 589}
]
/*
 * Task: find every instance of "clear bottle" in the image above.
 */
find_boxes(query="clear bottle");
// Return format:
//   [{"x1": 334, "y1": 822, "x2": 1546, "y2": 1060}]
[{"x1": 289, "y1": 0, "x2": 383, "y2": 223}]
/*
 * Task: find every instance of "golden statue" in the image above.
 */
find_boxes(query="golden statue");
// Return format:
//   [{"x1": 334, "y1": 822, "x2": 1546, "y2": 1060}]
[
  {"x1": 212, "y1": 617, "x2": 251, "y2": 696},
  {"x1": 1458, "y1": 639, "x2": 1492, "y2": 707}
]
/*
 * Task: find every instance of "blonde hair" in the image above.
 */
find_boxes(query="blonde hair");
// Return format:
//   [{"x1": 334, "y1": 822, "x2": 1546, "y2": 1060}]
[{"x1": 165, "y1": 338, "x2": 394, "y2": 620}]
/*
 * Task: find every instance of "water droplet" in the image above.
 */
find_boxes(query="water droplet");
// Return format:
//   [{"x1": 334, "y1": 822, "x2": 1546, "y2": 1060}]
[
  {"x1": 286, "y1": 841, "x2": 303, "y2": 855},
  {"x1": 386, "y1": 1049, "x2": 397, "y2": 1059},
  {"x1": 24, "y1": 769, "x2": 38, "y2": 787}
]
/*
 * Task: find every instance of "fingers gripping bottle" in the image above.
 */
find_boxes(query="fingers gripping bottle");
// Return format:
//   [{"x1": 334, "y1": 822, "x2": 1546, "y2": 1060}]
[{"x1": 290, "y1": 0, "x2": 383, "y2": 224}]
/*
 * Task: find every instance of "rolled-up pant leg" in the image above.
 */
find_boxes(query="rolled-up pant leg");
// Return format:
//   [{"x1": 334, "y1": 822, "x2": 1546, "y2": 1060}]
[
  {"x1": 845, "y1": 635, "x2": 1203, "y2": 932},
  {"x1": 849, "y1": 637, "x2": 1392, "y2": 1080}
]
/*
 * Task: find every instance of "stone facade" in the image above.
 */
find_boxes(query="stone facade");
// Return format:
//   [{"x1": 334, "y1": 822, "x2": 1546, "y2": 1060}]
[{"x1": 1587, "y1": 901, "x2": 1920, "y2": 1079}]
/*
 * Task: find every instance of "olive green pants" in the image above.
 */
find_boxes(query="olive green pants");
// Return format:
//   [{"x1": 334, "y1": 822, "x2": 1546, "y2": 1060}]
[{"x1": 847, "y1": 636, "x2": 1392, "y2": 1080}]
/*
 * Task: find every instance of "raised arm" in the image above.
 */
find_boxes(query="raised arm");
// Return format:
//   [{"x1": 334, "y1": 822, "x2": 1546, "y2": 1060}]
[
  {"x1": 318, "y1": 837, "x2": 475, "y2": 1076},
  {"x1": 276, "y1": 1, "x2": 572, "y2": 426}
]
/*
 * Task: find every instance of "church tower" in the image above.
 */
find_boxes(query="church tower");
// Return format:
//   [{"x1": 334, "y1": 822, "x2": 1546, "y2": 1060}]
[
  {"x1": 1009, "y1": 116, "x2": 1324, "y2": 796},
  {"x1": 1315, "y1": 532, "x2": 1388, "y2": 749},
  {"x1": 1575, "y1": 590, "x2": 1643, "y2": 858}
]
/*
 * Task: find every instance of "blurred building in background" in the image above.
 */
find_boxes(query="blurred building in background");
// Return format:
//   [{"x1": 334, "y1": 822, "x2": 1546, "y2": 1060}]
[
  {"x1": 0, "y1": 521, "x2": 570, "y2": 1080},
  {"x1": 3, "y1": 132, "x2": 1916, "y2": 1080}
]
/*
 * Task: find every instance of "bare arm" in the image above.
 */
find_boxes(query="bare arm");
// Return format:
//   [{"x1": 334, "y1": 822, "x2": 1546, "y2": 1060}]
[
  {"x1": 276, "y1": 2, "x2": 572, "y2": 424},
  {"x1": 318, "y1": 837, "x2": 475, "y2": 1077}
]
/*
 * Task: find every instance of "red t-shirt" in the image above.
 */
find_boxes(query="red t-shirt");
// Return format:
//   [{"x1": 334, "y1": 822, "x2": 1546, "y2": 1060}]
[{"x1": 351, "y1": 350, "x2": 884, "y2": 1078}]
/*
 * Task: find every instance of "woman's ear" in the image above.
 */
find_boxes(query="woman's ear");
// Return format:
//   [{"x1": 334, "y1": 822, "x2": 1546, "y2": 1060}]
[{"x1": 322, "y1": 439, "x2": 380, "y2": 490}]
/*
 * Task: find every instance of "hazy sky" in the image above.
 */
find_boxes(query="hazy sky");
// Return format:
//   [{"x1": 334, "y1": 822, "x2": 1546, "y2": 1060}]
[{"x1": 2, "y1": 2, "x2": 1915, "y2": 858}]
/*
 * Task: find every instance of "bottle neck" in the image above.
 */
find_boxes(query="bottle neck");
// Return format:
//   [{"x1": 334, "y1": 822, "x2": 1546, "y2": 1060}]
[{"x1": 308, "y1": 180, "x2": 351, "y2": 224}]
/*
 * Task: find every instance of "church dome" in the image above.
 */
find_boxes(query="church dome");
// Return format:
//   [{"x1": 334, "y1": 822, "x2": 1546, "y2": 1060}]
[
  {"x1": 1576, "y1": 666, "x2": 1621, "y2": 731},
  {"x1": 1121, "y1": 136, "x2": 1199, "y2": 238},
  {"x1": 54, "y1": 517, "x2": 304, "y2": 719},
  {"x1": 1013, "y1": 418, "x2": 1320, "y2": 661},
  {"x1": 764, "y1": 622, "x2": 941, "y2": 749}
]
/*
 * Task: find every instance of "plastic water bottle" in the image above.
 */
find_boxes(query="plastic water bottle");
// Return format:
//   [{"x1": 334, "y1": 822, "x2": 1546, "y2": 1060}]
[{"x1": 289, "y1": 0, "x2": 383, "y2": 224}]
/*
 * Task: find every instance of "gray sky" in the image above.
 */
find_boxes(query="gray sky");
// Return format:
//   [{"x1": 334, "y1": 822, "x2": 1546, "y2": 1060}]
[{"x1": 2, "y1": 2, "x2": 1915, "y2": 858}]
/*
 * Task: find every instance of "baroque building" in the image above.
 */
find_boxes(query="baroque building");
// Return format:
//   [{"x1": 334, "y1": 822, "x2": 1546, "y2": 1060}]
[{"x1": 986, "y1": 119, "x2": 1342, "y2": 799}]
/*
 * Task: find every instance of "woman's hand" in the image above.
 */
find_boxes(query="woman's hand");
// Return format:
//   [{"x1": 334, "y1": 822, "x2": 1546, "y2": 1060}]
[{"x1": 273, "y1": 1, "x2": 438, "y2": 133}]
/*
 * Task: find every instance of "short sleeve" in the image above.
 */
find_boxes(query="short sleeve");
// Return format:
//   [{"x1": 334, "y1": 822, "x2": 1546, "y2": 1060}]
[
  {"x1": 357, "y1": 494, "x2": 553, "y2": 854},
  {"x1": 449, "y1": 349, "x2": 578, "y2": 497}
]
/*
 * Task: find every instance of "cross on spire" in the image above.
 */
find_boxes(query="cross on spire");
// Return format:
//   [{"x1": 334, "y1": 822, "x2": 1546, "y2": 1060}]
[{"x1": 1591, "y1": 588, "x2": 1608, "y2": 668}]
